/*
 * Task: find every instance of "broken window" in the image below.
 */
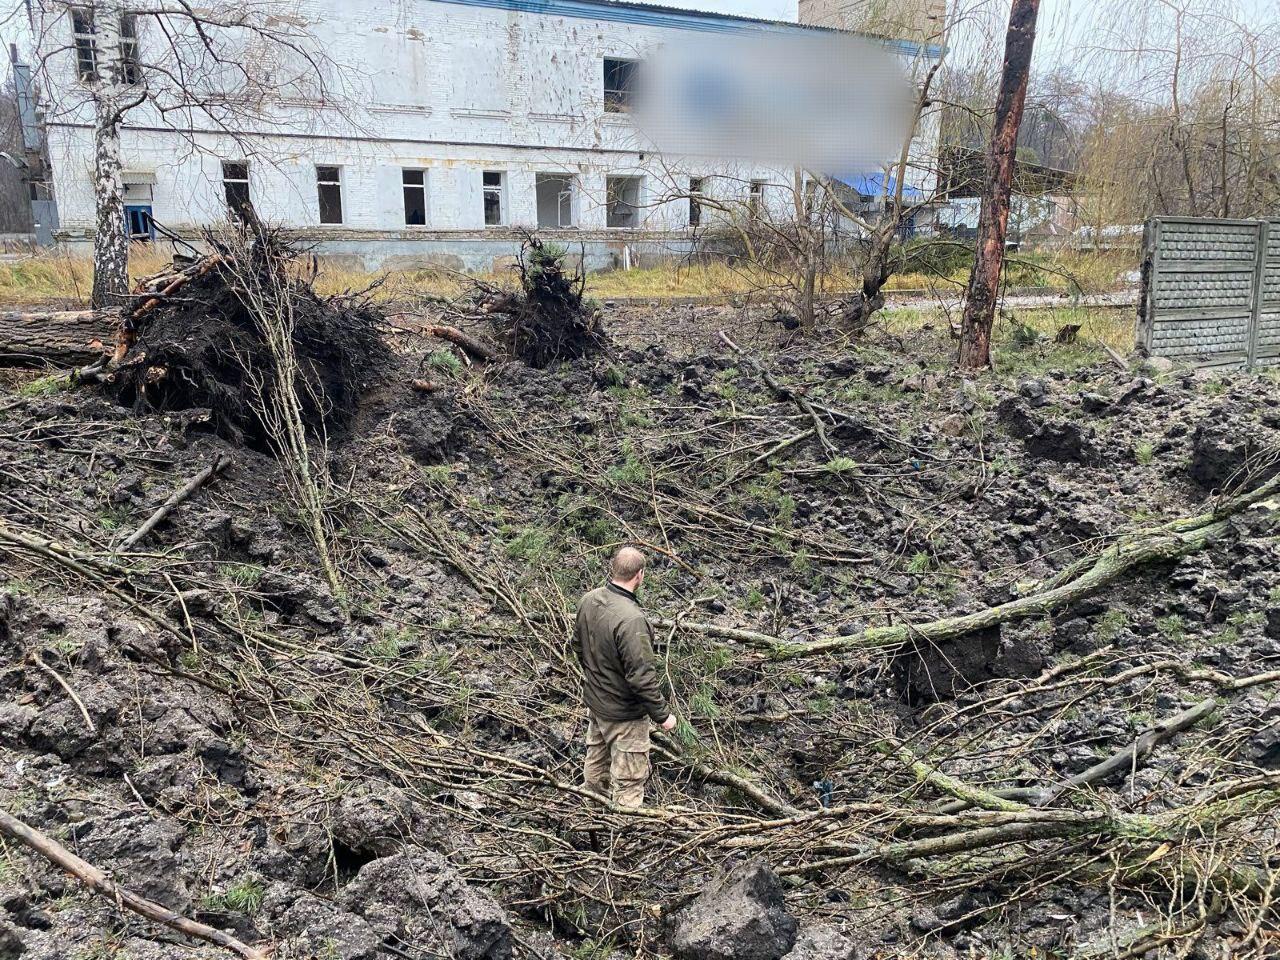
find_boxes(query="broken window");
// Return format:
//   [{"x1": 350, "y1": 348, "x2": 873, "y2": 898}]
[
  {"x1": 71, "y1": 7, "x2": 97, "y2": 81},
  {"x1": 119, "y1": 13, "x2": 140, "y2": 85},
  {"x1": 403, "y1": 169, "x2": 426, "y2": 226},
  {"x1": 688, "y1": 177, "x2": 705, "y2": 227},
  {"x1": 222, "y1": 161, "x2": 252, "y2": 220},
  {"x1": 603, "y1": 58, "x2": 639, "y2": 113},
  {"x1": 536, "y1": 173, "x2": 574, "y2": 229},
  {"x1": 482, "y1": 171, "x2": 505, "y2": 226},
  {"x1": 606, "y1": 175, "x2": 642, "y2": 228},
  {"x1": 316, "y1": 165, "x2": 343, "y2": 224}
]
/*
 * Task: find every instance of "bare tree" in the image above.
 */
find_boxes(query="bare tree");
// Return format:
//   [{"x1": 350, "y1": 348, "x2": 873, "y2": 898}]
[
  {"x1": 957, "y1": 0, "x2": 1041, "y2": 370},
  {"x1": 1074, "y1": 0, "x2": 1280, "y2": 225},
  {"x1": 26, "y1": 1, "x2": 341, "y2": 307}
]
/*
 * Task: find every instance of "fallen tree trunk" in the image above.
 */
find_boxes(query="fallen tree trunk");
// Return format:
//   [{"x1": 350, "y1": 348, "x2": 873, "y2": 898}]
[
  {"x1": 0, "y1": 806, "x2": 269, "y2": 959},
  {"x1": 0, "y1": 309, "x2": 117, "y2": 366},
  {"x1": 767, "y1": 475, "x2": 1280, "y2": 660}
]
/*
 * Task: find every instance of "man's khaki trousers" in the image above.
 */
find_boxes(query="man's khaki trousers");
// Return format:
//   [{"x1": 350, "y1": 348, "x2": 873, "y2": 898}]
[{"x1": 583, "y1": 714, "x2": 651, "y2": 808}]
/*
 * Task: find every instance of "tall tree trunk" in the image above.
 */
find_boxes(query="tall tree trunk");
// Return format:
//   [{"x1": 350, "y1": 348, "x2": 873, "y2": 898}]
[
  {"x1": 957, "y1": 0, "x2": 1041, "y2": 370},
  {"x1": 91, "y1": 4, "x2": 129, "y2": 309},
  {"x1": 92, "y1": 99, "x2": 127, "y2": 309}
]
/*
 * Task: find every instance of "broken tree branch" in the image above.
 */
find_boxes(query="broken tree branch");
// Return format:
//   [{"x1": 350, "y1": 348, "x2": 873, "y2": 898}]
[
  {"x1": 0, "y1": 806, "x2": 269, "y2": 960},
  {"x1": 718, "y1": 331, "x2": 837, "y2": 458},
  {"x1": 767, "y1": 477, "x2": 1280, "y2": 660},
  {"x1": 118, "y1": 455, "x2": 231, "y2": 551},
  {"x1": 932, "y1": 697, "x2": 1220, "y2": 813}
]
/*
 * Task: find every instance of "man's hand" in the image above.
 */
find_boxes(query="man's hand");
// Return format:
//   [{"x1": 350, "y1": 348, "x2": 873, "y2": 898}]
[{"x1": 661, "y1": 714, "x2": 678, "y2": 731}]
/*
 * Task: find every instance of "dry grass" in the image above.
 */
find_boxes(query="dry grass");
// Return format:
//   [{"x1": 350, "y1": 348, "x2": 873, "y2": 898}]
[{"x1": 0, "y1": 246, "x2": 1135, "y2": 307}]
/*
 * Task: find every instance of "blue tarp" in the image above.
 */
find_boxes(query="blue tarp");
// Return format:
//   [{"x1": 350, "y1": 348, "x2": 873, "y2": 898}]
[{"x1": 834, "y1": 173, "x2": 924, "y2": 200}]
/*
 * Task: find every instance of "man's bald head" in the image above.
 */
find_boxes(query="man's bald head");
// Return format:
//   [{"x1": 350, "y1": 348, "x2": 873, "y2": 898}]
[{"x1": 610, "y1": 546, "x2": 647, "y2": 587}]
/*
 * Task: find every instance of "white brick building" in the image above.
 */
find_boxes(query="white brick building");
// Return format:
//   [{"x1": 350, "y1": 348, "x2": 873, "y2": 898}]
[{"x1": 36, "y1": 0, "x2": 939, "y2": 270}]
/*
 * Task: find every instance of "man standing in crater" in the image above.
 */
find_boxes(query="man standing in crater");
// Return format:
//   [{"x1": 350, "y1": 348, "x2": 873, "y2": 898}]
[{"x1": 575, "y1": 546, "x2": 677, "y2": 808}]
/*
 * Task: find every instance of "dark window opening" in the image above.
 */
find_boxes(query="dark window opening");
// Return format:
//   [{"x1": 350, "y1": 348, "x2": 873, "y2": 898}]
[
  {"x1": 603, "y1": 58, "x2": 639, "y2": 113},
  {"x1": 606, "y1": 175, "x2": 641, "y2": 228},
  {"x1": 536, "y1": 173, "x2": 574, "y2": 228},
  {"x1": 71, "y1": 7, "x2": 97, "y2": 81},
  {"x1": 688, "y1": 177, "x2": 705, "y2": 227},
  {"x1": 403, "y1": 169, "x2": 426, "y2": 226},
  {"x1": 316, "y1": 165, "x2": 343, "y2": 224},
  {"x1": 120, "y1": 13, "x2": 140, "y2": 85},
  {"x1": 482, "y1": 171, "x2": 504, "y2": 226},
  {"x1": 125, "y1": 204, "x2": 153, "y2": 241},
  {"x1": 222, "y1": 161, "x2": 252, "y2": 220}
]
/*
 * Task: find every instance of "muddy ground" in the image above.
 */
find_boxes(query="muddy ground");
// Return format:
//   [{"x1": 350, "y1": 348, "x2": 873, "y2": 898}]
[{"x1": 1, "y1": 304, "x2": 1279, "y2": 960}]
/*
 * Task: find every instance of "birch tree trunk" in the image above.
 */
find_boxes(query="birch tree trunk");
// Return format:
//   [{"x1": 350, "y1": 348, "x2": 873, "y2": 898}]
[
  {"x1": 957, "y1": 0, "x2": 1041, "y2": 370},
  {"x1": 90, "y1": 2, "x2": 129, "y2": 309}
]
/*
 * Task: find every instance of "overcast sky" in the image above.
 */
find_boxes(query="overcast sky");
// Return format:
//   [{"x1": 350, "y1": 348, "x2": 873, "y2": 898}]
[{"x1": 681, "y1": 0, "x2": 1276, "y2": 54}]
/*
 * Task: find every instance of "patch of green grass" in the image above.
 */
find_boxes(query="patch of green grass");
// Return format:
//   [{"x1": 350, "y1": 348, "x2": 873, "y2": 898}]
[
  {"x1": 905, "y1": 551, "x2": 934, "y2": 574},
  {"x1": 789, "y1": 549, "x2": 814, "y2": 577},
  {"x1": 743, "y1": 587, "x2": 766, "y2": 611},
  {"x1": 1095, "y1": 609, "x2": 1129, "y2": 644},
  {"x1": 427, "y1": 348, "x2": 464, "y2": 376},
  {"x1": 17, "y1": 374, "x2": 68, "y2": 397},
  {"x1": 419, "y1": 464, "x2": 453, "y2": 485},
  {"x1": 1155, "y1": 615, "x2": 1185, "y2": 644},
  {"x1": 225, "y1": 563, "x2": 265, "y2": 586},
  {"x1": 604, "y1": 440, "x2": 648, "y2": 487},
  {"x1": 96, "y1": 504, "x2": 130, "y2": 531},
  {"x1": 1227, "y1": 610, "x2": 1266, "y2": 630},
  {"x1": 365, "y1": 625, "x2": 419, "y2": 660},
  {"x1": 825, "y1": 456, "x2": 859, "y2": 475},
  {"x1": 505, "y1": 524, "x2": 555, "y2": 562},
  {"x1": 204, "y1": 875, "x2": 265, "y2": 915},
  {"x1": 1135, "y1": 441, "x2": 1155, "y2": 465}
]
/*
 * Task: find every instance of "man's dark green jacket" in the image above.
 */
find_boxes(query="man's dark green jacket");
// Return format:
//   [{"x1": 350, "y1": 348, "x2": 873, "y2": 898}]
[{"x1": 574, "y1": 582, "x2": 669, "y2": 723}]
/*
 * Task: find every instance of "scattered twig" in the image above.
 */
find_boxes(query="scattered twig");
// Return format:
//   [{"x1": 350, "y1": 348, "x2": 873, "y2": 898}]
[{"x1": 118, "y1": 455, "x2": 231, "y2": 551}]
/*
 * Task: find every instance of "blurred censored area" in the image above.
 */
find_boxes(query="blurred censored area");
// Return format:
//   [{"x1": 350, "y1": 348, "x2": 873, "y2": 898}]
[{"x1": 635, "y1": 32, "x2": 914, "y2": 170}]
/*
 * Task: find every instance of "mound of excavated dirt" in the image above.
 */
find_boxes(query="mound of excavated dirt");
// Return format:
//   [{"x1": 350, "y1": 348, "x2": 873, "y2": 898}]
[{"x1": 108, "y1": 232, "x2": 392, "y2": 447}]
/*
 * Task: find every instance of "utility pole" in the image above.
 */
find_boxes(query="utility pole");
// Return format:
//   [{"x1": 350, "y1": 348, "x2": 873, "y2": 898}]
[{"x1": 957, "y1": 0, "x2": 1041, "y2": 370}]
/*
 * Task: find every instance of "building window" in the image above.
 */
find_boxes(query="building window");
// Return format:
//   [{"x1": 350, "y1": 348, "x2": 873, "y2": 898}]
[
  {"x1": 71, "y1": 7, "x2": 97, "y2": 81},
  {"x1": 536, "y1": 173, "x2": 574, "y2": 228},
  {"x1": 688, "y1": 177, "x2": 705, "y2": 227},
  {"x1": 606, "y1": 175, "x2": 642, "y2": 228},
  {"x1": 482, "y1": 171, "x2": 505, "y2": 226},
  {"x1": 316, "y1": 165, "x2": 343, "y2": 224},
  {"x1": 119, "y1": 13, "x2": 140, "y2": 85},
  {"x1": 222, "y1": 161, "x2": 252, "y2": 219},
  {"x1": 749, "y1": 178, "x2": 767, "y2": 215},
  {"x1": 603, "y1": 58, "x2": 639, "y2": 113},
  {"x1": 403, "y1": 169, "x2": 426, "y2": 226}
]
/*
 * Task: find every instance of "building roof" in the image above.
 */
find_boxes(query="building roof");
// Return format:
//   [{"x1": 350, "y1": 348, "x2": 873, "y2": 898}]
[{"x1": 438, "y1": 0, "x2": 942, "y2": 55}]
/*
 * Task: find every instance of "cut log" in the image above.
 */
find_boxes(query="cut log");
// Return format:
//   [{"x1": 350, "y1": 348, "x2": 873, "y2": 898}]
[{"x1": 0, "y1": 309, "x2": 118, "y2": 367}]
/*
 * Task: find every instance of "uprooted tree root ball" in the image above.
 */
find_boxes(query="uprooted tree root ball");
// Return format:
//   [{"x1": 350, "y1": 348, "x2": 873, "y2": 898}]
[
  {"x1": 477, "y1": 236, "x2": 609, "y2": 368},
  {"x1": 107, "y1": 228, "x2": 392, "y2": 448}
]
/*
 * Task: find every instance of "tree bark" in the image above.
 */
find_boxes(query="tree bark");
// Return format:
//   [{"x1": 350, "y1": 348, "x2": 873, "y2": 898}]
[
  {"x1": 91, "y1": 4, "x2": 130, "y2": 310},
  {"x1": 957, "y1": 0, "x2": 1041, "y2": 370},
  {"x1": 0, "y1": 309, "x2": 117, "y2": 366}
]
